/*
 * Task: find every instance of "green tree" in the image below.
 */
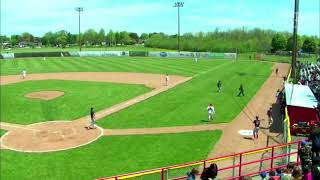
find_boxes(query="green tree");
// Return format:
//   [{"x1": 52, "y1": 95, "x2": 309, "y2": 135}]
[
  {"x1": 10, "y1": 35, "x2": 21, "y2": 45},
  {"x1": 56, "y1": 35, "x2": 67, "y2": 48},
  {"x1": 114, "y1": 31, "x2": 120, "y2": 45},
  {"x1": 286, "y1": 35, "x2": 302, "y2": 51},
  {"x1": 129, "y1": 32, "x2": 139, "y2": 44},
  {"x1": 302, "y1": 38, "x2": 317, "y2": 54},
  {"x1": 140, "y1": 33, "x2": 149, "y2": 41},
  {"x1": 97, "y1": 28, "x2": 105, "y2": 45},
  {"x1": 21, "y1": 32, "x2": 34, "y2": 42},
  {"x1": 42, "y1": 32, "x2": 56, "y2": 46},
  {"x1": 106, "y1": 30, "x2": 115, "y2": 46},
  {"x1": 119, "y1": 31, "x2": 132, "y2": 45},
  {"x1": 271, "y1": 34, "x2": 287, "y2": 51},
  {"x1": 83, "y1": 29, "x2": 98, "y2": 45}
]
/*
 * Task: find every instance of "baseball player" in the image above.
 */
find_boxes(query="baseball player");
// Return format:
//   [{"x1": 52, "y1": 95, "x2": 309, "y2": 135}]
[
  {"x1": 217, "y1": 80, "x2": 222, "y2": 93},
  {"x1": 253, "y1": 116, "x2": 261, "y2": 140},
  {"x1": 207, "y1": 104, "x2": 215, "y2": 121},
  {"x1": 22, "y1": 69, "x2": 27, "y2": 79},
  {"x1": 165, "y1": 74, "x2": 169, "y2": 86},
  {"x1": 238, "y1": 84, "x2": 244, "y2": 96},
  {"x1": 88, "y1": 107, "x2": 96, "y2": 129}
]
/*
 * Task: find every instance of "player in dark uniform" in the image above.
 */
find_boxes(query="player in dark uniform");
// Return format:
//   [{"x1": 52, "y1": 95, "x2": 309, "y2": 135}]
[
  {"x1": 298, "y1": 140, "x2": 312, "y2": 170},
  {"x1": 88, "y1": 107, "x2": 95, "y2": 129},
  {"x1": 238, "y1": 84, "x2": 244, "y2": 96},
  {"x1": 217, "y1": 80, "x2": 222, "y2": 93},
  {"x1": 253, "y1": 116, "x2": 261, "y2": 140}
]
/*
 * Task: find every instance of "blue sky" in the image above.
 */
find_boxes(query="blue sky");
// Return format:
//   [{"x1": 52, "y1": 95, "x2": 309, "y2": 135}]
[{"x1": 1, "y1": 0, "x2": 319, "y2": 36}]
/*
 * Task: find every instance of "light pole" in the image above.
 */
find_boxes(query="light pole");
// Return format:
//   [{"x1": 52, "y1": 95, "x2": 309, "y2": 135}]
[
  {"x1": 75, "y1": 7, "x2": 83, "y2": 51},
  {"x1": 173, "y1": 2, "x2": 184, "y2": 52},
  {"x1": 291, "y1": 0, "x2": 299, "y2": 82}
]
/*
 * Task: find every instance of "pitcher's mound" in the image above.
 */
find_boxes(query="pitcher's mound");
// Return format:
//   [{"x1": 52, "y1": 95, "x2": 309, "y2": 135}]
[{"x1": 25, "y1": 91, "x2": 64, "y2": 100}]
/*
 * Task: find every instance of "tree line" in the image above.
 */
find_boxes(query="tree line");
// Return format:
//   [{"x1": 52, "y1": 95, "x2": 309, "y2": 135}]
[
  {"x1": 144, "y1": 28, "x2": 319, "y2": 53},
  {"x1": 0, "y1": 27, "x2": 318, "y2": 53}
]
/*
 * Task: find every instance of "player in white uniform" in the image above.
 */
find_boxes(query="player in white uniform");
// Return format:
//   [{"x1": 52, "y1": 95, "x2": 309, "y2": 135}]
[
  {"x1": 165, "y1": 74, "x2": 169, "y2": 86},
  {"x1": 207, "y1": 104, "x2": 215, "y2": 121},
  {"x1": 22, "y1": 69, "x2": 26, "y2": 79}
]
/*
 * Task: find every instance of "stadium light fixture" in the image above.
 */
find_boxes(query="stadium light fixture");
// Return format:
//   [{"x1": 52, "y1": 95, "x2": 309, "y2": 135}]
[
  {"x1": 173, "y1": 2, "x2": 184, "y2": 52},
  {"x1": 75, "y1": 7, "x2": 84, "y2": 51}
]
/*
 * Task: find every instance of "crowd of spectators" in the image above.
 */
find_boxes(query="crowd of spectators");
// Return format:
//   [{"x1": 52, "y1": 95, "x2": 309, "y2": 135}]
[{"x1": 297, "y1": 60, "x2": 320, "y2": 99}]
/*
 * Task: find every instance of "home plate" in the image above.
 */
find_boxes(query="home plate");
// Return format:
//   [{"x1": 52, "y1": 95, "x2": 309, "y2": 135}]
[{"x1": 238, "y1": 130, "x2": 253, "y2": 136}]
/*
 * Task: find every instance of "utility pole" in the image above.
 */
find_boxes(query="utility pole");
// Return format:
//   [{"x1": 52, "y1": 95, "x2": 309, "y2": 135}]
[
  {"x1": 291, "y1": 0, "x2": 299, "y2": 83},
  {"x1": 174, "y1": 2, "x2": 184, "y2": 52},
  {"x1": 75, "y1": 7, "x2": 84, "y2": 51}
]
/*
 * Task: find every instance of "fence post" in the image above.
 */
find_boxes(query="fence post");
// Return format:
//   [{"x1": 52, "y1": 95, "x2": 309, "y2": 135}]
[
  {"x1": 297, "y1": 142, "x2": 301, "y2": 164},
  {"x1": 232, "y1": 155, "x2": 236, "y2": 177},
  {"x1": 115, "y1": 177, "x2": 118, "y2": 180},
  {"x1": 271, "y1": 147, "x2": 275, "y2": 169},
  {"x1": 238, "y1": 154, "x2": 243, "y2": 177},
  {"x1": 162, "y1": 168, "x2": 165, "y2": 180},
  {"x1": 288, "y1": 144, "x2": 292, "y2": 163},
  {"x1": 203, "y1": 160, "x2": 206, "y2": 169}
]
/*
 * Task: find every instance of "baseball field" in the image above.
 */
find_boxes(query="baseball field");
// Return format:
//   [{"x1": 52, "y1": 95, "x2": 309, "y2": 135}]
[{"x1": 0, "y1": 56, "x2": 287, "y2": 180}]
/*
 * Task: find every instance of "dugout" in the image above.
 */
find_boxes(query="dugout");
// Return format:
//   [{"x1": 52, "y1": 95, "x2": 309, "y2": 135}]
[{"x1": 285, "y1": 84, "x2": 319, "y2": 135}]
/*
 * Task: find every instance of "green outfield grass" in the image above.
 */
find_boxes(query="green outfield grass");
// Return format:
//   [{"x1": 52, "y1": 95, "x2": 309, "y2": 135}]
[
  {"x1": 0, "y1": 129, "x2": 6, "y2": 137},
  {"x1": 0, "y1": 56, "x2": 226, "y2": 76},
  {"x1": 0, "y1": 131, "x2": 221, "y2": 180},
  {"x1": 1, "y1": 80, "x2": 150, "y2": 124},
  {"x1": 97, "y1": 61, "x2": 272, "y2": 128},
  {"x1": 0, "y1": 57, "x2": 275, "y2": 179},
  {"x1": 2, "y1": 45, "x2": 174, "y2": 53}
]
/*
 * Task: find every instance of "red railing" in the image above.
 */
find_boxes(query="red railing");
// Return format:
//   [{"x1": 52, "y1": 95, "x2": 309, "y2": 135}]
[{"x1": 97, "y1": 140, "x2": 301, "y2": 180}]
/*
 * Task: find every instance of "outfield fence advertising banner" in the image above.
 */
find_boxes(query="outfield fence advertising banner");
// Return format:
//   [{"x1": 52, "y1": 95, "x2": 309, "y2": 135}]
[
  {"x1": 76, "y1": 51, "x2": 127, "y2": 57},
  {"x1": 224, "y1": 53, "x2": 237, "y2": 59},
  {"x1": 1, "y1": 53, "x2": 15, "y2": 59},
  {"x1": 148, "y1": 52, "x2": 236, "y2": 59},
  {"x1": 0, "y1": 51, "x2": 236, "y2": 59}
]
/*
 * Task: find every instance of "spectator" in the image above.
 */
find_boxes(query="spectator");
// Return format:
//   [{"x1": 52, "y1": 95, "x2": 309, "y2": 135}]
[
  {"x1": 239, "y1": 176, "x2": 252, "y2": 180},
  {"x1": 298, "y1": 140, "x2": 312, "y2": 170},
  {"x1": 200, "y1": 163, "x2": 218, "y2": 180},
  {"x1": 259, "y1": 171, "x2": 268, "y2": 180},
  {"x1": 186, "y1": 168, "x2": 199, "y2": 180},
  {"x1": 276, "y1": 167, "x2": 283, "y2": 177},
  {"x1": 312, "y1": 156, "x2": 320, "y2": 179},
  {"x1": 302, "y1": 167, "x2": 312, "y2": 180},
  {"x1": 267, "y1": 107, "x2": 273, "y2": 126},
  {"x1": 276, "y1": 89, "x2": 280, "y2": 98},
  {"x1": 268, "y1": 170, "x2": 280, "y2": 180},
  {"x1": 292, "y1": 166, "x2": 302, "y2": 179},
  {"x1": 309, "y1": 127, "x2": 320, "y2": 158},
  {"x1": 282, "y1": 162, "x2": 295, "y2": 178}
]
